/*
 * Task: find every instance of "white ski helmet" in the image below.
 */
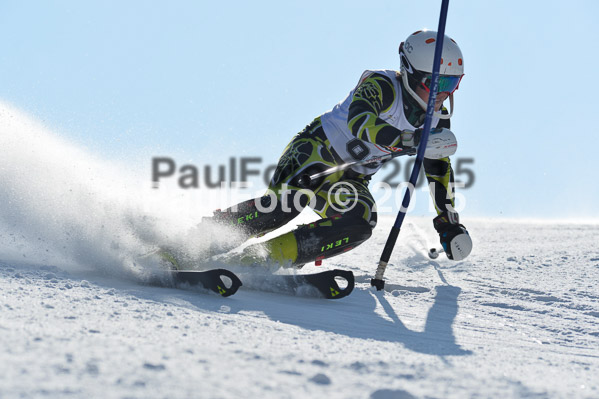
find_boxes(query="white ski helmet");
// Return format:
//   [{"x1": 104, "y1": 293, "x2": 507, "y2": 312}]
[{"x1": 399, "y1": 30, "x2": 464, "y2": 119}]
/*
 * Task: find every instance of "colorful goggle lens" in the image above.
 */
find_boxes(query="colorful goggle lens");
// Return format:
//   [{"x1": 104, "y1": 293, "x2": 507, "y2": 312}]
[{"x1": 421, "y1": 75, "x2": 463, "y2": 94}]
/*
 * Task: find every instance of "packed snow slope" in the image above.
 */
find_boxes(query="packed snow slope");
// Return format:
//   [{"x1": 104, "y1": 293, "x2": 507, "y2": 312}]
[
  {"x1": 1, "y1": 102, "x2": 598, "y2": 398},
  {"x1": 2, "y1": 218, "x2": 599, "y2": 399}
]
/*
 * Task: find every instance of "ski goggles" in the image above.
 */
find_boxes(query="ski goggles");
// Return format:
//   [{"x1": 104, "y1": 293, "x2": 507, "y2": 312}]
[{"x1": 421, "y1": 74, "x2": 463, "y2": 94}]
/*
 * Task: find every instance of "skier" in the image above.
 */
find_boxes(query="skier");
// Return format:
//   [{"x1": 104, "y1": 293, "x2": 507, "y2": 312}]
[{"x1": 208, "y1": 30, "x2": 472, "y2": 267}]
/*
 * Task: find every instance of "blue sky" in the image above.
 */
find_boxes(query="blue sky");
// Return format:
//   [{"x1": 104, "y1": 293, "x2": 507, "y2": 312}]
[{"x1": 1, "y1": 0, "x2": 598, "y2": 219}]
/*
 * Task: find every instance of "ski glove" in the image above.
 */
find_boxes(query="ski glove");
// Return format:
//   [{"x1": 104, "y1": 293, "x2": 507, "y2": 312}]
[
  {"x1": 400, "y1": 129, "x2": 422, "y2": 148},
  {"x1": 433, "y1": 211, "x2": 473, "y2": 261}
]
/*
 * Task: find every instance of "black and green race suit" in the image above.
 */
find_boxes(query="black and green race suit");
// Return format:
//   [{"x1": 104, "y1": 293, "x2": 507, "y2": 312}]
[{"x1": 216, "y1": 70, "x2": 456, "y2": 267}]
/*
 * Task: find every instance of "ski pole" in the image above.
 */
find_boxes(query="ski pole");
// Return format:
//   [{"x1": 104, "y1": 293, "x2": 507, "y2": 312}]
[
  {"x1": 371, "y1": 0, "x2": 451, "y2": 290},
  {"x1": 298, "y1": 146, "x2": 415, "y2": 188}
]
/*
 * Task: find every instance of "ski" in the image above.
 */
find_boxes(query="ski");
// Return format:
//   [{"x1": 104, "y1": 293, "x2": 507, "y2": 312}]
[
  {"x1": 170, "y1": 268, "x2": 242, "y2": 297},
  {"x1": 146, "y1": 249, "x2": 354, "y2": 298},
  {"x1": 243, "y1": 269, "x2": 355, "y2": 299},
  {"x1": 141, "y1": 249, "x2": 242, "y2": 297}
]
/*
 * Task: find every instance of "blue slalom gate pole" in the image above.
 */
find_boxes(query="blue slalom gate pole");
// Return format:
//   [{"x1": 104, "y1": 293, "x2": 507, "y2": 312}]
[{"x1": 371, "y1": 0, "x2": 451, "y2": 290}]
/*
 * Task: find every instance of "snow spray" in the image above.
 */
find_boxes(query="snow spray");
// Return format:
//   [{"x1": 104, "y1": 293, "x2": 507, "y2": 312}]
[{"x1": 0, "y1": 101, "x2": 241, "y2": 280}]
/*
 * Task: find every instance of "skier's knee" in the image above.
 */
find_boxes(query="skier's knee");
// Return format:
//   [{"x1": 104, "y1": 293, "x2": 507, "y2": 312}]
[
  {"x1": 348, "y1": 208, "x2": 377, "y2": 232},
  {"x1": 339, "y1": 195, "x2": 377, "y2": 230},
  {"x1": 351, "y1": 217, "x2": 374, "y2": 245},
  {"x1": 331, "y1": 215, "x2": 373, "y2": 245}
]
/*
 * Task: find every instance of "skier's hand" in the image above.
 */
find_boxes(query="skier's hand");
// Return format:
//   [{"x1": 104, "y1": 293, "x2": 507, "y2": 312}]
[
  {"x1": 433, "y1": 211, "x2": 472, "y2": 261},
  {"x1": 400, "y1": 129, "x2": 422, "y2": 148}
]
